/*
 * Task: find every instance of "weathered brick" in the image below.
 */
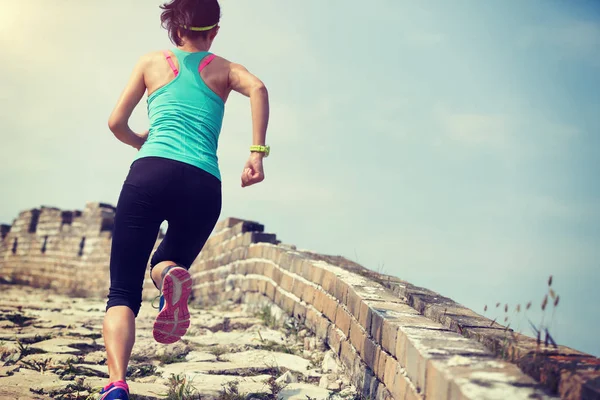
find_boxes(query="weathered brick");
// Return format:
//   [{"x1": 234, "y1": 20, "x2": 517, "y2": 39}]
[
  {"x1": 333, "y1": 277, "x2": 349, "y2": 304},
  {"x1": 381, "y1": 319, "x2": 399, "y2": 357},
  {"x1": 279, "y1": 249, "x2": 296, "y2": 273},
  {"x1": 375, "y1": 384, "x2": 393, "y2": 400},
  {"x1": 346, "y1": 286, "x2": 362, "y2": 320},
  {"x1": 251, "y1": 277, "x2": 261, "y2": 292},
  {"x1": 340, "y1": 340, "x2": 358, "y2": 372},
  {"x1": 280, "y1": 272, "x2": 294, "y2": 292},
  {"x1": 263, "y1": 263, "x2": 274, "y2": 280},
  {"x1": 246, "y1": 261, "x2": 260, "y2": 275},
  {"x1": 327, "y1": 325, "x2": 345, "y2": 356},
  {"x1": 400, "y1": 326, "x2": 493, "y2": 397},
  {"x1": 322, "y1": 294, "x2": 339, "y2": 322},
  {"x1": 235, "y1": 262, "x2": 248, "y2": 275},
  {"x1": 358, "y1": 300, "x2": 373, "y2": 335},
  {"x1": 349, "y1": 318, "x2": 367, "y2": 357},
  {"x1": 282, "y1": 293, "x2": 296, "y2": 315},
  {"x1": 265, "y1": 281, "x2": 276, "y2": 300},
  {"x1": 383, "y1": 356, "x2": 398, "y2": 393},
  {"x1": 404, "y1": 385, "x2": 422, "y2": 400},
  {"x1": 436, "y1": 358, "x2": 550, "y2": 400},
  {"x1": 267, "y1": 245, "x2": 284, "y2": 264},
  {"x1": 321, "y1": 269, "x2": 337, "y2": 294},
  {"x1": 299, "y1": 259, "x2": 314, "y2": 281},
  {"x1": 274, "y1": 288, "x2": 284, "y2": 308},
  {"x1": 316, "y1": 314, "x2": 331, "y2": 340},
  {"x1": 394, "y1": 315, "x2": 446, "y2": 367},
  {"x1": 363, "y1": 337, "x2": 378, "y2": 372},
  {"x1": 366, "y1": 301, "x2": 418, "y2": 344},
  {"x1": 272, "y1": 267, "x2": 283, "y2": 286},
  {"x1": 358, "y1": 364, "x2": 376, "y2": 399},
  {"x1": 311, "y1": 264, "x2": 325, "y2": 286},
  {"x1": 257, "y1": 279, "x2": 267, "y2": 295},
  {"x1": 302, "y1": 284, "x2": 316, "y2": 304},
  {"x1": 424, "y1": 358, "x2": 450, "y2": 400},
  {"x1": 334, "y1": 306, "x2": 352, "y2": 337},
  {"x1": 291, "y1": 278, "x2": 306, "y2": 300},
  {"x1": 240, "y1": 278, "x2": 251, "y2": 292},
  {"x1": 367, "y1": 371, "x2": 379, "y2": 400},
  {"x1": 312, "y1": 289, "x2": 326, "y2": 313},
  {"x1": 306, "y1": 307, "x2": 319, "y2": 332},
  {"x1": 384, "y1": 370, "x2": 416, "y2": 400},
  {"x1": 376, "y1": 349, "x2": 388, "y2": 383},
  {"x1": 290, "y1": 256, "x2": 306, "y2": 276}
]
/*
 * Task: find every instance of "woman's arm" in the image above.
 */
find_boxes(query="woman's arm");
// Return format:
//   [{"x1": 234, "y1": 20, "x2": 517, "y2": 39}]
[
  {"x1": 228, "y1": 63, "x2": 269, "y2": 187},
  {"x1": 108, "y1": 55, "x2": 149, "y2": 150}
]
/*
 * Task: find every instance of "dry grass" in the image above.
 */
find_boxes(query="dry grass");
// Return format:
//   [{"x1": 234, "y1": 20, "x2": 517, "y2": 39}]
[{"x1": 483, "y1": 275, "x2": 561, "y2": 359}]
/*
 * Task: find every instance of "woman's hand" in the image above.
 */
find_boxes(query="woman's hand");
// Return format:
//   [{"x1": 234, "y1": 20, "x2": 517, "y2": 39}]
[
  {"x1": 132, "y1": 130, "x2": 149, "y2": 150},
  {"x1": 241, "y1": 152, "x2": 265, "y2": 187}
]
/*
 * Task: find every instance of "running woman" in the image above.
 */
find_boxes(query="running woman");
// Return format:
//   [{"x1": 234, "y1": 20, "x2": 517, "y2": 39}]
[{"x1": 99, "y1": 0, "x2": 270, "y2": 398}]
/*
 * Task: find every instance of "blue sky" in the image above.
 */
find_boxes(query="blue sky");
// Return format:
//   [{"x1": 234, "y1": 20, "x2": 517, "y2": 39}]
[{"x1": 0, "y1": 1, "x2": 598, "y2": 356}]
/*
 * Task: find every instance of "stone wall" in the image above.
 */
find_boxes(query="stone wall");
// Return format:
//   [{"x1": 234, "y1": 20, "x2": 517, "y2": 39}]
[
  {"x1": 0, "y1": 203, "x2": 118, "y2": 296},
  {"x1": 1, "y1": 205, "x2": 598, "y2": 399}
]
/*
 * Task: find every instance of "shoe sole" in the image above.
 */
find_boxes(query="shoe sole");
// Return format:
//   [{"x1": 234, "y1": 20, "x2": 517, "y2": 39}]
[{"x1": 153, "y1": 267, "x2": 192, "y2": 344}]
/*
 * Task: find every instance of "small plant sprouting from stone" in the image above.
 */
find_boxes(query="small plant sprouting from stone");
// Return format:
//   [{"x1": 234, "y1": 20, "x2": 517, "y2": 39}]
[
  {"x1": 217, "y1": 380, "x2": 245, "y2": 400},
  {"x1": 20, "y1": 357, "x2": 52, "y2": 373},
  {"x1": 31, "y1": 377, "x2": 93, "y2": 400},
  {"x1": 158, "y1": 347, "x2": 191, "y2": 365},
  {"x1": 160, "y1": 373, "x2": 201, "y2": 400},
  {"x1": 284, "y1": 317, "x2": 301, "y2": 338},
  {"x1": 259, "y1": 340, "x2": 296, "y2": 355},
  {"x1": 209, "y1": 346, "x2": 228, "y2": 361},
  {"x1": 128, "y1": 363, "x2": 158, "y2": 378},
  {"x1": 13, "y1": 339, "x2": 45, "y2": 362},
  {"x1": 266, "y1": 376, "x2": 286, "y2": 400},
  {"x1": 257, "y1": 305, "x2": 277, "y2": 329}
]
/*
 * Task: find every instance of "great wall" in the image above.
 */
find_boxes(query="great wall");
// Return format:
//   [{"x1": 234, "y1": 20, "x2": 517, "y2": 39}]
[{"x1": 0, "y1": 202, "x2": 599, "y2": 400}]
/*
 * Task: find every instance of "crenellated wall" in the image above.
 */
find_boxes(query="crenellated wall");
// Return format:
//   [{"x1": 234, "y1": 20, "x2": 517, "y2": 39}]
[
  {"x1": 1, "y1": 205, "x2": 598, "y2": 400},
  {"x1": 0, "y1": 203, "x2": 118, "y2": 296}
]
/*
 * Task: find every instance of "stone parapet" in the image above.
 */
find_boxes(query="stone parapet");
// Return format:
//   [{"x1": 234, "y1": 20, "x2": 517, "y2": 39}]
[{"x1": 1, "y1": 209, "x2": 597, "y2": 399}]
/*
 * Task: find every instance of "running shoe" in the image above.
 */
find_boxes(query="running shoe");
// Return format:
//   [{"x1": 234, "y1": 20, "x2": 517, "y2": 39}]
[
  {"x1": 98, "y1": 380, "x2": 129, "y2": 400},
  {"x1": 152, "y1": 266, "x2": 192, "y2": 344}
]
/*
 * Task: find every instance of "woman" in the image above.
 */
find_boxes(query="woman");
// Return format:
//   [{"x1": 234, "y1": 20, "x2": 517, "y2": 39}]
[{"x1": 100, "y1": 0, "x2": 270, "y2": 398}]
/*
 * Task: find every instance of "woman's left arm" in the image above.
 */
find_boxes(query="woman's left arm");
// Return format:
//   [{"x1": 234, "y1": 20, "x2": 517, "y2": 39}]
[{"x1": 108, "y1": 55, "x2": 149, "y2": 150}]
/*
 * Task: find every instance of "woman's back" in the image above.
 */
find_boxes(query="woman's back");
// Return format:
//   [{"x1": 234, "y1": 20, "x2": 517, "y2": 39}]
[{"x1": 136, "y1": 49, "x2": 229, "y2": 180}]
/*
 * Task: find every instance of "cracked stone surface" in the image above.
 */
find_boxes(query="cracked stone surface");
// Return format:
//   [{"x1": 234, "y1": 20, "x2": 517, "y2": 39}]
[{"x1": 0, "y1": 284, "x2": 358, "y2": 400}]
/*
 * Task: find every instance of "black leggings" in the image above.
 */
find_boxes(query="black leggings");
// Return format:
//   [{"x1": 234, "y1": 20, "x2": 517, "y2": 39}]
[{"x1": 106, "y1": 156, "x2": 222, "y2": 317}]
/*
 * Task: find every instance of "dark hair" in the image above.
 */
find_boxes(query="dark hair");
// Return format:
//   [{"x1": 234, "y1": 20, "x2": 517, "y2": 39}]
[{"x1": 160, "y1": 0, "x2": 221, "y2": 46}]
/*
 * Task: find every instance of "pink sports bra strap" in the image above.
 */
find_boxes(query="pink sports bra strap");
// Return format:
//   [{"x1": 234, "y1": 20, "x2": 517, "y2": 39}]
[
  {"x1": 163, "y1": 50, "x2": 179, "y2": 77},
  {"x1": 199, "y1": 54, "x2": 216, "y2": 72}
]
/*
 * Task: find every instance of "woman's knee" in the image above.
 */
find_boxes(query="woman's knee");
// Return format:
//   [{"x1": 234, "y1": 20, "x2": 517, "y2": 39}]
[{"x1": 107, "y1": 285, "x2": 143, "y2": 317}]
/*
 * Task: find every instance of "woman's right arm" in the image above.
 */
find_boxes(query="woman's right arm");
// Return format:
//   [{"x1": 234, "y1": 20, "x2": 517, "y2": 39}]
[
  {"x1": 228, "y1": 63, "x2": 270, "y2": 187},
  {"x1": 108, "y1": 55, "x2": 150, "y2": 150}
]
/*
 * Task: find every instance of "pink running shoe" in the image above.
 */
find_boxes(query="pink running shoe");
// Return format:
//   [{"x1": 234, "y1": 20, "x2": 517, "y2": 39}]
[{"x1": 152, "y1": 266, "x2": 192, "y2": 344}]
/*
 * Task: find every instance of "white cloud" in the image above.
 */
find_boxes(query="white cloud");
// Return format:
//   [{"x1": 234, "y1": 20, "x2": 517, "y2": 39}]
[
  {"x1": 435, "y1": 108, "x2": 512, "y2": 148},
  {"x1": 433, "y1": 105, "x2": 581, "y2": 157}
]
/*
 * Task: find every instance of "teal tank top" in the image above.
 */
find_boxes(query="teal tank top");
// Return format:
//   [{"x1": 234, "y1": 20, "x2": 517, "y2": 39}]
[{"x1": 135, "y1": 48, "x2": 225, "y2": 180}]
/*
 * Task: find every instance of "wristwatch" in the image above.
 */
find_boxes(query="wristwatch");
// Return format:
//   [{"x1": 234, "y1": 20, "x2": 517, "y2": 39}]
[{"x1": 250, "y1": 145, "x2": 270, "y2": 157}]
